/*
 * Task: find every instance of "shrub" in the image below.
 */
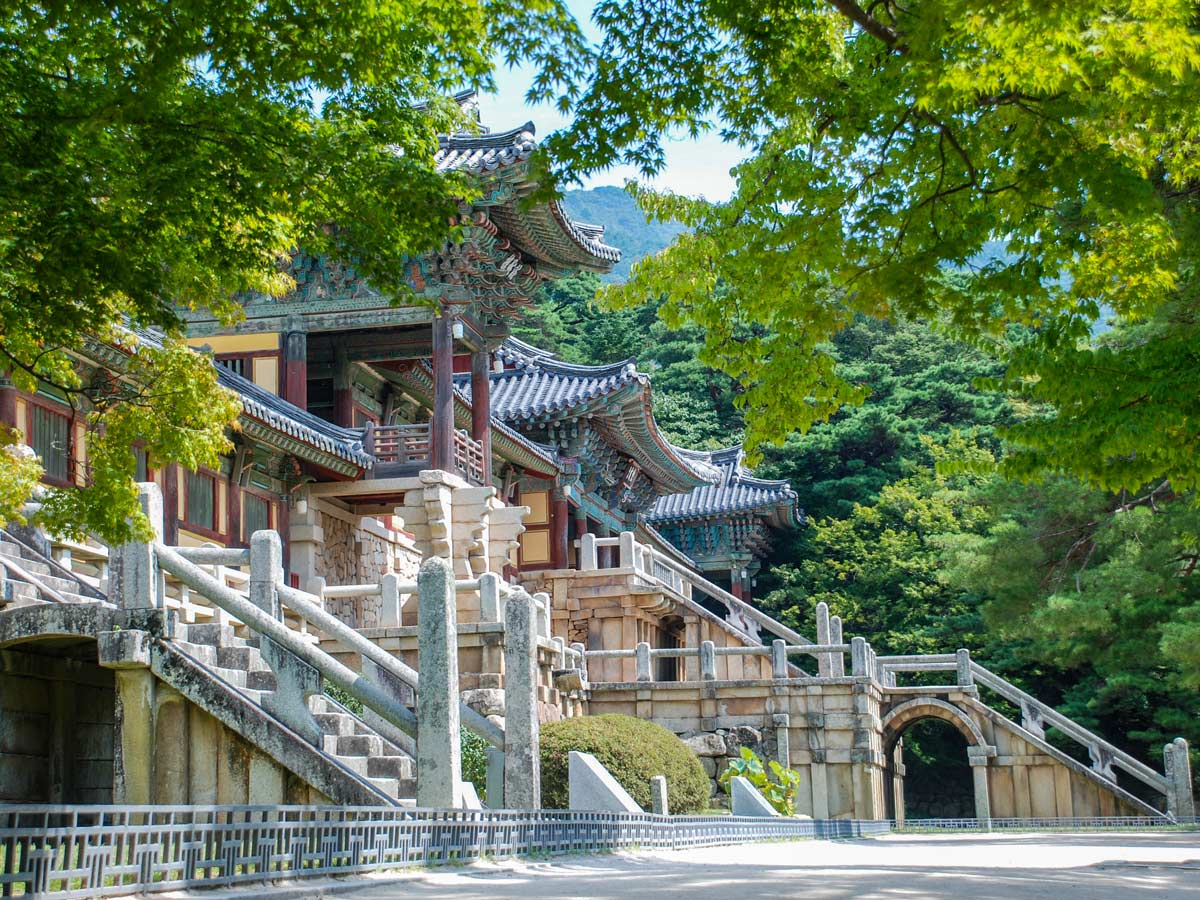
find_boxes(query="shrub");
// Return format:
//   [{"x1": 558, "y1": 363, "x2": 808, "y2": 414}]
[
  {"x1": 462, "y1": 730, "x2": 489, "y2": 801},
  {"x1": 540, "y1": 714, "x2": 709, "y2": 814},
  {"x1": 718, "y1": 747, "x2": 802, "y2": 816}
]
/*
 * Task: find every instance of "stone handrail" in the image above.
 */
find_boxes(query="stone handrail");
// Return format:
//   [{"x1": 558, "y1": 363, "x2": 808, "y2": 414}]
[
  {"x1": 155, "y1": 542, "x2": 421, "y2": 748},
  {"x1": 969, "y1": 661, "x2": 1168, "y2": 795},
  {"x1": 584, "y1": 638, "x2": 850, "y2": 682},
  {"x1": 876, "y1": 649, "x2": 1169, "y2": 797},
  {"x1": 580, "y1": 531, "x2": 817, "y2": 650}
]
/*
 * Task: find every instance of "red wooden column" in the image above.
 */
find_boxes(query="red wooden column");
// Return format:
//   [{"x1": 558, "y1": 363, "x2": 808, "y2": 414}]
[
  {"x1": 283, "y1": 331, "x2": 307, "y2": 409},
  {"x1": 431, "y1": 311, "x2": 455, "y2": 472},
  {"x1": 550, "y1": 493, "x2": 570, "y2": 569},
  {"x1": 730, "y1": 567, "x2": 744, "y2": 601},
  {"x1": 333, "y1": 348, "x2": 354, "y2": 427},
  {"x1": 470, "y1": 346, "x2": 493, "y2": 484}
]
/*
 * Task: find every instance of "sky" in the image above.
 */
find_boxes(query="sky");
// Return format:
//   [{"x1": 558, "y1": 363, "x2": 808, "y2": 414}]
[{"x1": 474, "y1": 0, "x2": 743, "y2": 202}]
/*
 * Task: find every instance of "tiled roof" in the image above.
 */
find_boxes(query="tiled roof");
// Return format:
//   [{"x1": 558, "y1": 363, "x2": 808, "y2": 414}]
[
  {"x1": 433, "y1": 124, "x2": 621, "y2": 268},
  {"x1": 647, "y1": 447, "x2": 799, "y2": 525},
  {"x1": 460, "y1": 338, "x2": 713, "y2": 493},
  {"x1": 216, "y1": 367, "x2": 373, "y2": 469},
  {"x1": 127, "y1": 327, "x2": 371, "y2": 469}
]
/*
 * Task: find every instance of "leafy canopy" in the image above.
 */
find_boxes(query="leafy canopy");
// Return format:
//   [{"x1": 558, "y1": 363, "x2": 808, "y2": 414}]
[
  {"x1": 0, "y1": 0, "x2": 585, "y2": 540},
  {"x1": 542, "y1": 1, "x2": 1200, "y2": 491}
]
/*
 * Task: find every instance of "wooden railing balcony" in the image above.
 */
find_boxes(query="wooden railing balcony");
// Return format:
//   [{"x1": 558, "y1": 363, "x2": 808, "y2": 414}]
[{"x1": 362, "y1": 421, "x2": 485, "y2": 485}]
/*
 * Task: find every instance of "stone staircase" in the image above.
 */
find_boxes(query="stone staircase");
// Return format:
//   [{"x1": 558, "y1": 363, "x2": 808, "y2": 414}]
[
  {"x1": 0, "y1": 529, "x2": 107, "y2": 607},
  {"x1": 0, "y1": 528, "x2": 418, "y2": 806},
  {"x1": 168, "y1": 621, "x2": 417, "y2": 805}
]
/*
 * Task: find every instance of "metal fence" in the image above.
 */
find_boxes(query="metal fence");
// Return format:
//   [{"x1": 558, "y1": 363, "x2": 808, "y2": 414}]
[
  {"x1": 895, "y1": 815, "x2": 1199, "y2": 832},
  {"x1": 0, "y1": 805, "x2": 890, "y2": 898}
]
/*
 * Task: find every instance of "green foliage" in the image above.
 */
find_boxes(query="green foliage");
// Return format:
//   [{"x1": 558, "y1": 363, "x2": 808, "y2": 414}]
[
  {"x1": 541, "y1": 0, "x2": 1200, "y2": 493},
  {"x1": 0, "y1": 0, "x2": 587, "y2": 539},
  {"x1": 461, "y1": 730, "x2": 489, "y2": 801},
  {"x1": 718, "y1": 747, "x2": 802, "y2": 816},
  {"x1": 323, "y1": 680, "x2": 363, "y2": 717},
  {"x1": 540, "y1": 714, "x2": 709, "y2": 814}
]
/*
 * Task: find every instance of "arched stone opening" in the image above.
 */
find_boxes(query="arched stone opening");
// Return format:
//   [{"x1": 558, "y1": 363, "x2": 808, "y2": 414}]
[{"x1": 882, "y1": 698, "x2": 992, "y2": 824}]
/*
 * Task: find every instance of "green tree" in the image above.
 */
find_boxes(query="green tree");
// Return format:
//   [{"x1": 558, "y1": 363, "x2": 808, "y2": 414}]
[
  {"x1": 543, "y1": 0, "x2": 1200, "y2": 493},
  {"x1": 0, "y1": 0, "x2": 585, "y2": 540}
]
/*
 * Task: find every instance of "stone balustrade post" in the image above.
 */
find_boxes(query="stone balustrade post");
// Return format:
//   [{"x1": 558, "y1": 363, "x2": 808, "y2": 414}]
[
  {"x1": 650, "y1": 775, "x2": 669, "y2": 815},
  {"x1": 772, "y1": 713, "x2": 791, "y2": 768},
  {"x1": 635, "y1": 641, "x2": 652, "y2": 682},
  {"x1": 503, "y1": 590, "x2": 541, "y2": 808},
  {"x1": 579, "y1": 533, "x2": 598, "y2": 571},
  {"x1": 380, "y1": 573, "x2": 401, "y2": 628},
  {"x1": 618, "y1": 531, "x2": 637, "y2": 570},
  {"x1": 1165, "y1": 737, "x2": 1196, "y2": 819},
  {"x1": 249, "y1": 530, "x2": 283, "y2": 619},
  {"x1": 478, "y1": 572, "x2": 502, "y2": 623},
  {"x1": 417, "y1": 556, "x2": 462, "y2": 808},
  {"x1": 534, "y1": 590, "x2": 551, "y2": 639},
  {"x1": 771, "y1": 639, "x2": 788, "y2": 679},
  {"x1": 829, "y1": 615, "x2": 845, "y2": 677},
  {"x1": 956, "y1": 649, "x2": 974, "y2": 688},
  {"x1": 850, "y1": 636, "x2": 868, "y2": 676},
  {"x1": 1019, "y1": 699, "x2": 1046, "y2": 739},
  {"x1": 571, "y1": 642, "x2": 587, "y2": 683},
  {"x1": 969, "y1": 754, "x2": 992, "y2": 831},
  {"x1": 114, "y1": 483, "x2": 164, "y2": 610},
  {"x1": 700, "y1": 640, "x2": 716, "y2": 681},
  {"x1": 552, "y1": 636, "x2": 567, "y2": 669},
  {"x1": 815, "y1": 602, "x2": 832, "y2": 677}
]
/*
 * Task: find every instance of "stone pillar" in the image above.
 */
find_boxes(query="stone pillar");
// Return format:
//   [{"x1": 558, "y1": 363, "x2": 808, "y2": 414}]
[
  {"x1": 1165, "y1": 737, "x2": 1196, "y2": 819},
  {"x1": 850, "y1": 636, "x2": 868, "y2": 676},
  {"x1": 969, "y1": 754, "x2": 992, "y2": 829},
  {"x1": 636, "y1": 641, "x2": 652, "y2": 682},
  {"x1": 891, "y1": 739, "x2": 907, "y2": 826},
  {"x1": 771, "y1": 639, "x2": 788, "y2": 679},
  {"x1": 829, "y1": 616, "x2": 845, "y2": 677},
  {"x1": 618, "y1": 531, "x2": 637, "y2": 569},
  {"x1": 533, "y1": 590, "x2": 551, "y2": 639},
  {"x1": 1019, "y1": 700, "x2": 1046, "y2": 739},
  {"x1": 249, "y1": 530, "x2": 283, "y2": 618},
  {"x1": 470, "y1": 346, "x2": 493, "y2": 484},
  {"x1": 550, "y1": 495, "x2": 570, "y2": 570},
  {"x1": 772, "y1": 713, "x2": 791, "y2": 769},
  {"x1": 579, "y1": 533, "x2": 598, "y2": 570},
  {"x1": 571, "y1": 642, "x2": 588, "y2": 683},
  {"x1": 432, "y1": 311, "x2": 455, "y2": 472},
  {"x1": 956, "y1": 649, "x2": 974, "y2": 687},
  {"x1": 650, "y1": 775, "x2": 669, "y2": 815},
  {"x1": 114, "y1": 482, "x2": 164, "y2": 609},
  {"x1": 112, "y1": 669, "x2": 155, "y2": 803},
  {"x1": 478, "y1": 571, "x2": 501, "y2": 623},
  {"x1": 503, "y1": 590, "x2": 540, "y2": 808},
  {"x1": 815, "y1": 602, "x2": 832, "y2": 677},
  {"x1": 284, "y1": 330, "x2": 307, "y2": 409},
  {"x1": 417, "y1": 556, "x2": 462, "y2": 808},
  {"x1": 700, "y1": 640, "x2": 716, "y2": 681},
  {"x1": 380, "y1": 573, "x2": 401, "y2": 627}
]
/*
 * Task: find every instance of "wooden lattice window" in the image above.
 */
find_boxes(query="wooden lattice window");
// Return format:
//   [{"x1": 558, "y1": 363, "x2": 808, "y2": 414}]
[
  {"x1": 243, "y1": 492, "x2": 271, "y2": 541},
  {"x1": 30, "y1": 405, "x2": 70, "y2": 482},
  {"x1": 184, "y1": 470, "x2": 217, "y2": 532}
]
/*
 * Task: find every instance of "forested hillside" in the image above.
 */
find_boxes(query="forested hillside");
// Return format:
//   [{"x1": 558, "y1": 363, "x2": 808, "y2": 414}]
[
  {"x1": 561, "y1": 186, "x2": 685, "y2": 282},
  {"x1": 519, "y1": 191, "x2": 1200, "y2": 808}
]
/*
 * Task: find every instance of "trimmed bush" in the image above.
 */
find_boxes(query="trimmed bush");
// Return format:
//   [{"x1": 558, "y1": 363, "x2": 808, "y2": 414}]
[{"x1": 540, "y1": 714, "x2": 709, "y2": 814}]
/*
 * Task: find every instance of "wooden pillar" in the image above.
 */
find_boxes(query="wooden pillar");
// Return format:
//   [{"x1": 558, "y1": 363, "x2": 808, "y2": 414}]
[
  {"x1": 333, "y1": 348, "x2": 353, "y2": 427},
  {"x1": 597, "y1": 523, "x2": 613, "y2": 569},
  {"x1": 431, "y1": 311, "x2": 454, "y2": 472},
  {"x1": 283, "y1": 331, "x2": 307, "y2": 409},
  {"x1": 470, "y1": 346, "x2": 493, "y2": 483},
  {"x1": 730, "y1": 568, "x2": 744, "y2": 600},
  {"x1": 550, "y1": 494, "x2": 570, "y2": 570},
  {"x1": 164, "y1": 465, "x2": 180, "y2": 545}
]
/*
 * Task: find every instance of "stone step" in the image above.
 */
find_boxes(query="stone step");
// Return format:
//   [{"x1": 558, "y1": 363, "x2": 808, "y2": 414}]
[
  {"x1": 2, "y1": 554, "x2": 51, "y2": 578},
  {"x1": 209, "y1": 665, "x2": 247, "y2": 689},
  {"x1": 185, "y1": 623, "x2": 252, "y2": 648},
  {"x1": 367, "y1": 755, "x2": 413, "y2": 780},
  {"x1": 172, "y1": 640, "x2": 218, "y2": 666},
  {"x1": 336, "y1": 734, "x2": 383, "y2": 758},
  {"x1": 216, "y1": 645, "x2": 268, "y2": 671},
  {"x1": 0, "y1": 541, "x2": 22, "y2": 559},
  {"x1": 314, "y1": 712, "x2": 357, "y2": 737},
  {"x1": 335, "y1": 755, "x2": 369, "y2": 778}
]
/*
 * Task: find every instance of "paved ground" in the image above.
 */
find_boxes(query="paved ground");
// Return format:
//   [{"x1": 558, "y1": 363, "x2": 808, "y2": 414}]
[{"x1": 255, "y1": 832, "x2": 1200, "y2": 900}]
